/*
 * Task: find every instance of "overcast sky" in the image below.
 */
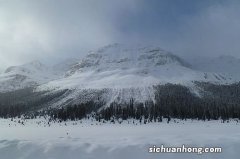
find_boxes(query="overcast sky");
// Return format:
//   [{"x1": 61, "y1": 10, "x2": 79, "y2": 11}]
[{"x1": 1, "y1": 0, "x2": 240, "y2": 71}]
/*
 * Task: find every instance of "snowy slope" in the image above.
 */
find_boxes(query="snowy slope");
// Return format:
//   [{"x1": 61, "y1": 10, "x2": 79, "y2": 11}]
[{"x1": 36, "y1": 44, "x2": 234, "y2": 106}]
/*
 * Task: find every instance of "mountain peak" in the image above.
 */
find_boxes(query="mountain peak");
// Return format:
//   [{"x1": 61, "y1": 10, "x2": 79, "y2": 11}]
[
  {"x1": 65, "y1": 44, "x2": 190, "y2": 77},
  {"x1": 96, "y1": 43, "x2": 164, "y2": 54}
]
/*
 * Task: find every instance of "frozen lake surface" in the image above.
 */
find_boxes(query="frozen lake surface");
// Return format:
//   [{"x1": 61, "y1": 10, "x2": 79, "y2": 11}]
[{"x1": 0, "y1": 118, "x2": 240, "y2": 159}]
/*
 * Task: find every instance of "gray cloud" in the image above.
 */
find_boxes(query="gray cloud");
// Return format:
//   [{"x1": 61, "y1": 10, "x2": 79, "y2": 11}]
[
  {"x1": 0, "y1": 0, "x2": 139, "y2": 70},
  {"x1": 0, "y1": 0, "x2": 240, "y2": 71}
]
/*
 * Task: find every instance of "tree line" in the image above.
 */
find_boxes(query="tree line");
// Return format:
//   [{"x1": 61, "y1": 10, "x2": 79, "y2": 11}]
[{"x1": 1, "y1": 83, "x2": 240, "y2": 122}]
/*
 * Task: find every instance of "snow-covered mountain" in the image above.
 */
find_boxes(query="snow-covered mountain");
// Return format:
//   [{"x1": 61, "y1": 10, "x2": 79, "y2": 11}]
[
  {"x1": 0, "y1": 44, "x2": 238, "y2": 106},
  {"x1": 34, "y1": 44, "x2": 234, "y2": 106}
]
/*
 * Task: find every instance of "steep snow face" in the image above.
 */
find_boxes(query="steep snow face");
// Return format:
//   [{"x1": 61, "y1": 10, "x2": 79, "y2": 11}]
[
  {"x1": 37, "y1": 44, "x2": 234, "y2": 106},
  {"x1": 0, "y1": 61, "x2": 58, "y2": 92}
]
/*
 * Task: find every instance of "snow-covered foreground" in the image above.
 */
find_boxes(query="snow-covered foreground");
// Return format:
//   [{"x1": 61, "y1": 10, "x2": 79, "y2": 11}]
[{"x1": 0, "y1": 119, "x2": 240, "y2": 159}]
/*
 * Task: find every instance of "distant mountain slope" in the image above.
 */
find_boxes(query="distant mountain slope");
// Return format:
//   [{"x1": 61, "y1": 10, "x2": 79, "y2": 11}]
[
  {"x1": 0, "y1": 61, "x2": 58, "y2": 92},
  {"x1": 186, "y1": 55, "x2": 240, "y2": 81},
  {"x1": 0, "y1": 58, "x2": 81, "y2": 93}
]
